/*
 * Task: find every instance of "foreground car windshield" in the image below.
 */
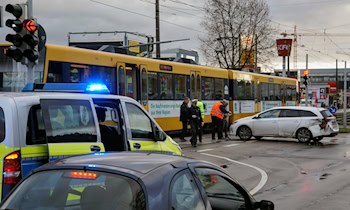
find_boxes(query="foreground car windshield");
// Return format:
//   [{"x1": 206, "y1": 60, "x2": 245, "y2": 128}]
[{"x1": 1, "y1": 170, "x2": 146, "y2": 210}]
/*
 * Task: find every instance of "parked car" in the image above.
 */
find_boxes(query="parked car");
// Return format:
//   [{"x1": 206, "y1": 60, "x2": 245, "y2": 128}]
[
  {"x1": 0, "y1": 152, "x2": 274, "y2": 210},
  {"x1": 230, "y1": 106, "x2": 339, "y2": 142}
]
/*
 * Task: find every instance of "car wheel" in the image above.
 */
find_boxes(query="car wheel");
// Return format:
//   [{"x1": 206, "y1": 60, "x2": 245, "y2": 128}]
[
  {"x1": 255, "y1": 136, "x2": 263, "y2": 140},
  {"x1": 296, "y1": 128, "x2": 312, "y2": 143},
  {"x1": 313, "y1": 136, "x2": 324, "y2": 141},
  {"x1": 237, "y1": 126, "x2": 252, "y2": 141}
]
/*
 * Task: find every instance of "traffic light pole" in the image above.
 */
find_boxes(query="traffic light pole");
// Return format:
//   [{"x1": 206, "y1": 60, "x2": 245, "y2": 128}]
[
  {"x1": 305, "y1": 54, "x2": 309, "y2": 106},
  {"x1": 26, "y1": 0, "x2": 34, "y2": 83},
  {"x1": 343, "y1": 61, "x2": 347, "y2": 128}
]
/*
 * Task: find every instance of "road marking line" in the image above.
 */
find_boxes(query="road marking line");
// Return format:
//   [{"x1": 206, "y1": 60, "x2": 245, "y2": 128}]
[
  {"x1": 224, "y1": 143, "x2": 240, "y2": 148},
  {"x1": 197, "y1": 149, "x2": 214, "y2": 153},
  {"x1": 246, "y1": 140, "x2": 257, "y2": 143},
  {"x1": 201, "y1": 153, "x2": 268, "y2": 195}
]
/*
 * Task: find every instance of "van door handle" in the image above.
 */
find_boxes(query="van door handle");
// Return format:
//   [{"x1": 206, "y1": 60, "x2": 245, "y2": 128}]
[
  {"x1": 133, "y1": 143, "x2": 141, "y2": 150},
  {"x1": 90, "y1": 145, "x2": 101, "y2": 152}
]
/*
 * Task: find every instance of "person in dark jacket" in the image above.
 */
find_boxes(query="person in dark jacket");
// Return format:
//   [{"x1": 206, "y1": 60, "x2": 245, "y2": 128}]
[
  {"x1": 189, "y1": 99, "x2": 202, "y2": 147},
  {"x1": 180, "y1": 97, "x2": 190, "y2": 141}
]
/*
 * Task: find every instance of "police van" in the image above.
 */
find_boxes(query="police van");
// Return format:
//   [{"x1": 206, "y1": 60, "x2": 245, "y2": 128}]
[{"x1": 0, "y1": 83, "x2": 182, "y2": 199}]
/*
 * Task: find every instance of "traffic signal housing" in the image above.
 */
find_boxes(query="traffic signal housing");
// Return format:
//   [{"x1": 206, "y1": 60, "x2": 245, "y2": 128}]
[
  {"x1": 303, "y1": 70, "x2": 309, "y2": 86},
  {"x1": 5, "y1": 4, "x2": 40, "y2": 63}
]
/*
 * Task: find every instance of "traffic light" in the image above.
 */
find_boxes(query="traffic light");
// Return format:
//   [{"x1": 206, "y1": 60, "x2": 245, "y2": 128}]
[
  {"x1": 147, "y1": 36, "x2": 154, "y2": 52},
  {"x1": 5, "y1": 4, "x2": 25, "y2": 62},
  {"x1": 5, "y1": 4, "x2": 40, "y2": 63},
  {"x1": 303, "y1": 70, "x2": 309, "y2": 86}
]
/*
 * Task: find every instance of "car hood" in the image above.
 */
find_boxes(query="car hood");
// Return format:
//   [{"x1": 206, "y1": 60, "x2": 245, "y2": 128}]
[{"x1": 235, "y1": 115, "x2": 255, "y2": 122}]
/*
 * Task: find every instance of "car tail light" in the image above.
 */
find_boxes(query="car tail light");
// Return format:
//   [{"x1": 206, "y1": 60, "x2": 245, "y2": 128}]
[
  {"x1": 3, "y1": 151, "x2": 21, "y2": 184},
  {"x1": 67, "y1": 171, "x2": 97, "y2": 180}
]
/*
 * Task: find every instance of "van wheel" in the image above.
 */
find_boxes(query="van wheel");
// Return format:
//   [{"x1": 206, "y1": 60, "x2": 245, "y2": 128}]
[
  {"x1": 297, "y1": 128, "x2": 312, "y2": 143},
  {"x1": 237, "y1": 126, "x2": 252, "y2": 141},
  {"x1": 255, "y1": 136, "x2": 263, "y2": 140}
]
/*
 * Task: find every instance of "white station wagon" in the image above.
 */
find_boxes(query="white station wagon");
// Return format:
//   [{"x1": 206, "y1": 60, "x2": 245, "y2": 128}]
[{"x1": 230, "y1": 106, "x2": 339, "y2": 142}]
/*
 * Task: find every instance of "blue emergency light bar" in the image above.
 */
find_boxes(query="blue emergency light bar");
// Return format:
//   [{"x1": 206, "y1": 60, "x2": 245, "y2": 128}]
[{"x1": 22, "y1": 83, "x2": 110, "y2": 94}]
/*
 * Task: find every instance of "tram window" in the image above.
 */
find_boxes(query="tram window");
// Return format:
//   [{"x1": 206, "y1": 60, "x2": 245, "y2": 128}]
[
  {"x1": 269, "y1": 84, "x2": 275, "y2": 100},
  {"x1": 148, "y1": 72, "x2": 158, "y2": 100},
  {"x1": 275, "y1": 84, "x2": 281, "y2": 100},
  {"x1": 47, "y1": 61, "x2": 116, "y2": 94},
  {"x1": 237, "y1": 80, "x2": 245, "y2": 100},
  {"x1": 159, "y1": 73, "x2": 174, "y2": 100},
  {"x1": 287, "y1": 85, "x2": 296, "y2": 101},
  {"x1": 255, "y1": 82, "x2": 261, "y2": 101},
  {"x1": 261, "y1": 83, "x2": 269, "y2": 101},
  {"x1": 174, "y1": 74, "x2": 186, "y2": 100},
  {"x1": 246, "y1": 81, "x2": 254, "y2": 100},
  {"x1": 214, "y1": 78, "x2": 224, "y2": 99},
  {"x1": 203, "y1": 77, "x2": 215, "y2": 100},
  {"x1": 118, "y1": 66, "x2": 125, "y2": 95},
  {"x1": 126, "y1": 68, "x2": 137, "y2": 98}
]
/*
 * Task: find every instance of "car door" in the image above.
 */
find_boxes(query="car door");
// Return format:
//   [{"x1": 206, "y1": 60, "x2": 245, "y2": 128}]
[
  {"x1": 278, "y1": 109, "x2": 302, "y2": 137},
  {"x1": 252, "y1": 109, "x2": 281, "y2": 136},
  {"x1": 40, "y1": 98, "x2": 105, "y2": 161},
  {"x1": 122, "y1": 100, "x2": 162, "y2": 152},
  {"x1": 190, "y1": 166, "x2": 255, "y2": 210}
]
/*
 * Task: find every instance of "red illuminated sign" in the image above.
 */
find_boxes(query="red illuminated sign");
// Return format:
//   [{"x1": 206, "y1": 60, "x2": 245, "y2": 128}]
[
  {"x1": 159, "y1": 64, "x2": 172, "y2": 71},
  {"x1": 276, "y1": 39, "x2": 293, "y2": 56}
]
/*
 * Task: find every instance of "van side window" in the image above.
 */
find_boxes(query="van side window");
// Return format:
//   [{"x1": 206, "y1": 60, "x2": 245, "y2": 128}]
[
  {"x1": 26, "y1": 105, "x2": 47, "y2": 145},
  {"x1": 0, "y1": 108, "x2": 4, "y2": 142},
  {"x1": 41, "y1": 100, "x2": 97, "y2": 143},
  {"x1": 125, "y1": 103, "x2": 153, "y2": 139}
]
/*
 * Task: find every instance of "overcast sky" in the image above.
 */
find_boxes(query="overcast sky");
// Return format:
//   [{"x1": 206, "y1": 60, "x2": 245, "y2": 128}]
[{"x1": 2, "y1": 0, "x2": 350, "y2": 71}]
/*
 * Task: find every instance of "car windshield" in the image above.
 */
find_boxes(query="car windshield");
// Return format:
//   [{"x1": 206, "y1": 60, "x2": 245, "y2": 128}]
[{"x1": 0, "y1": 170, "x2": 146, "y2": 210}]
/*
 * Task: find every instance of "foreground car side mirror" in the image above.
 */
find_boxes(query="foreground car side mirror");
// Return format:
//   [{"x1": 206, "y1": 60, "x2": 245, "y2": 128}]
[
  {"x1": 254, "y1": 200, "x2": 274, "y2": 210},
  {"x1": 253, "y1": 115, "x2": 260, "y2": 119}
]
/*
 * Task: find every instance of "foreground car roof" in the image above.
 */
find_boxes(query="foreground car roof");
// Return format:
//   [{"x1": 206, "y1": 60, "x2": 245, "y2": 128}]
[
  {"x1": 270, "y1": 106, "x2": 326, "y2": 111},
  {"x1": 41, "y1": 152, "x2": 196, "y2": 175}
]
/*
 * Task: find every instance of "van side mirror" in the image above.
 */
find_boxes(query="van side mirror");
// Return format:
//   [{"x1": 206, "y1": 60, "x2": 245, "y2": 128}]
[
  {"x1": 254, "y1": 200, "x2": 274, "y2": 210},
  {"x1": 153, "y1": 125, "x2": 167, "y2": 142},
  {"x1": 111, "y1": 110, "x2": 119, "y2": 123}
]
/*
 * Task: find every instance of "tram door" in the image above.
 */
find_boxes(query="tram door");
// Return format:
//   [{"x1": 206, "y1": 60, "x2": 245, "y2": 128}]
[
  {"x1": 190, "y1": 71, "x2": 202, "y2": 100},
  {"x1": 117, "y1": 63, "x2": 126, "y2": 96},
  {"x1": 140, "y1": 65, "x2": 148, "y2": 110}
]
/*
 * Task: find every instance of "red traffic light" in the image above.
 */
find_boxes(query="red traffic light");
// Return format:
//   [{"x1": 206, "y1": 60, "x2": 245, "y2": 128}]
[{"x1": 23, "y1": 20, "x2": 38, "y2": 33}]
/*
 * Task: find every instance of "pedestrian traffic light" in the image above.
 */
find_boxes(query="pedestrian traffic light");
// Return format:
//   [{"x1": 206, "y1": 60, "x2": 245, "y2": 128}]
[
  {"x1": 5, "y1": 4, "x2": 40, "y2": 63},
  {"x1": 303, "y1": 70, "x2": 309, "y2": 86}
]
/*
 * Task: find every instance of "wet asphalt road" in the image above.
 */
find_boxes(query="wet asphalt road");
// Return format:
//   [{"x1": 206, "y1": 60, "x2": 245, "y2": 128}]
[{"x1": 181, "y1": 134, "x2": 350, "y2": 210}]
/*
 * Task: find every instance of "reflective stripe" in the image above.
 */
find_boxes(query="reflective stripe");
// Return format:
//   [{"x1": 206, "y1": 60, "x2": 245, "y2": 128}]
[{"x1": 210, "y1": 102, "x2": 224, "y2": 119}]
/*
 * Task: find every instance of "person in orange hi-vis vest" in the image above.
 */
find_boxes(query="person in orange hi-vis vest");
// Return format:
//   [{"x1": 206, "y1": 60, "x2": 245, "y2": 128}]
[{"x1": 210, "y1": 99, "x2": 231, "y2": 140}]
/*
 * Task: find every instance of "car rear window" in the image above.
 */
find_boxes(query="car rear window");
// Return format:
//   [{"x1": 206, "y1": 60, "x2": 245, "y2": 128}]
[
  {"x1": 321, "y1": 110, "x2": 333, "y2": 118},
  {"x1": 0, "y1": 108, "x2": 4, "y2": 142},
  {"x1": 1, "y1": 170, "x2": 146, "y2": 210}
]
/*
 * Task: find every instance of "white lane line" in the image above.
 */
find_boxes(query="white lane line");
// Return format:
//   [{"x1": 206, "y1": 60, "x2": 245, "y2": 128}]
[
  {"x1": 201, "y1": 153, "x2": 268, "y2": 195},
  {"x1": 197, "y1": 149, "x2": 214, "y2": 153},
  {"x1": 224, "y1": 143, "x2": 240, "y2": 148}
]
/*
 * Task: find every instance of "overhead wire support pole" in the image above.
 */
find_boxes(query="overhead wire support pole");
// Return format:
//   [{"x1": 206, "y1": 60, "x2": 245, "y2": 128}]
[
  {"x1": 26, "y1": 0, "x2": 34, "y2": 83},
  {"x1": 344, "y1": 61, "x2": 347, "y2": 128},
  {"x1": 305, "y1": 54, "x2": 309, "y2": 107},
  {"x1": 155, "y1": 0, "x2": 160, "y2": 58}
]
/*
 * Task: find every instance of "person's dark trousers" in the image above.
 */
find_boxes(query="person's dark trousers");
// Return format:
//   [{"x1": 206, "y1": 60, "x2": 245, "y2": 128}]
[
  {"x1": 223, "y1": 119, "x2": 228, "y2": 138},
  {"x1": 190, "y1": 121, "x2": 199, "y2": 146},
  {"x1": 181, "y1": 120, "x2": 188, "y2": 140},
  {"x1": 198, "y1": 122, "x2": 203, "y2": 142},
  {"x1": 212, "y1": 116, "x2": 222, "y2": 140}
]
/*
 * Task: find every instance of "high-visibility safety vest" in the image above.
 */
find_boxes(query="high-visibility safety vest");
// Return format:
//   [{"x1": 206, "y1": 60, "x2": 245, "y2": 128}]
[
  {"x1": 210, "y1": 102, "x2": 224, "y2": 119},
  {"x1": 197, "y1": 101, "x2": 205, "y2": 120}
]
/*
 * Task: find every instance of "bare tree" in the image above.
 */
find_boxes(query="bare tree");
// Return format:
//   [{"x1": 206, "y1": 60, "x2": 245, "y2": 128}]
[{"x1": 200, "y1": 0, "x2": 275, "y2": 70}]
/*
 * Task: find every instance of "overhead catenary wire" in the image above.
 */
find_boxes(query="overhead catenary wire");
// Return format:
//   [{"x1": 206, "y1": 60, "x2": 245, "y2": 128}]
[{"x1": 90, "y1": 0, "x2": 204, "y2": 33}]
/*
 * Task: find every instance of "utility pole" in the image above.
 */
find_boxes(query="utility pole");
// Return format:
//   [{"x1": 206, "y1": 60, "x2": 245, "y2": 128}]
[
  {"x1": 344, "y1": 61, "x2": 347, "y2": 128},
  {"x1": 336, "y1": 59, "x2": 338, "y2": 105},
  {"x1": 155, "y1": 0, "x2": 160, "y2": 58},
  {"x1": 305, "y1": 54, "x2": 309, "y2": 106}
]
